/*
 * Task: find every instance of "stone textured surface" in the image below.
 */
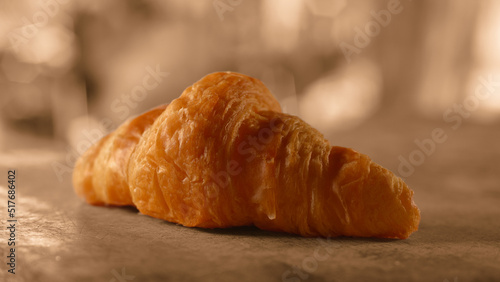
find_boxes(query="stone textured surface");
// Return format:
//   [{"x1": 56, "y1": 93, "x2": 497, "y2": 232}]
[{"x1": 1, "y1": 116, "x2": 499, "y2": 282}]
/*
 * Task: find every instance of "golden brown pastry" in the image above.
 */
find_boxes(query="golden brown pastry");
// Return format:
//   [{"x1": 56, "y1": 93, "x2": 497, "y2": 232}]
[
  {"x1": 73, "y1": 72, "x2": 420, "y2": 239},
  {"x1": 73, "y1": 104, "x2": 167, "y2": 206}
]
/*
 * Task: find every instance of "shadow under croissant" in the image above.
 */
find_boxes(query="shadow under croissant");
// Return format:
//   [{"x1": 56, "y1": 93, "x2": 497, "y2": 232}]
[
  {"x1": 95, "y1": 203, "x2": 400, "y2": 242},
  {"x1": 192, "y1": 225, "x2": 400, "y2": 242}
]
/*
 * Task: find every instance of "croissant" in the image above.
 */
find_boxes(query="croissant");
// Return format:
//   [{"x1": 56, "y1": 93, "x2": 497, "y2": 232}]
[{"x1": 73, "y1": 72, "x2": 420, "y2": 239}]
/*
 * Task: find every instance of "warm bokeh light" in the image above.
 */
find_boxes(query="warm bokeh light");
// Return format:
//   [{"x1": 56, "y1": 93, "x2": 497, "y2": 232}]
[
  {"x1": 300, "y1": 59, "x2": 382, "y2": 131},
  {"x1": 0, "y1": 2, "x2": 499, "y2": 281},
  {"x1": 0, "y1": 0, "x2": 499, "y2": 150}
]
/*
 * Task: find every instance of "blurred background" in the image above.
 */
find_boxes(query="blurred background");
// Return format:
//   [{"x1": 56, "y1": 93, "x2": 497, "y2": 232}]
[
  {"x1": 0, "y1": 0, "x2": 499, "y2": 179},
  {"x1": 1, "y1": 2, "x2": 500, "y2": 281}
]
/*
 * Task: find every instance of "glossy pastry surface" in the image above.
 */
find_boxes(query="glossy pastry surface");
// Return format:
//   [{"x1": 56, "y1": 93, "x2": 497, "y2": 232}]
[{"x1": 73, "y1": 72, "x2": 420, "y2": 239}]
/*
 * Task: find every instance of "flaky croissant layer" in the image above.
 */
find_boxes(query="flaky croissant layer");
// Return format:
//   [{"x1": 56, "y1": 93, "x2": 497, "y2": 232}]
[{"x1": 73, "y1": 72, "x2": 420, "y2": 239}]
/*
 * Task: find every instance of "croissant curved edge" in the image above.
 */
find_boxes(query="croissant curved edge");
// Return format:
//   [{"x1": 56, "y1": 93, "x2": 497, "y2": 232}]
[{"x1": 72, "y1": 71, "x2": 420, "y2": 239}]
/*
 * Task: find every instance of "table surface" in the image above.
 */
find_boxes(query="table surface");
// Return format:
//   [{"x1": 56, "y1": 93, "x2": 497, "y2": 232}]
[{"x1": 1, "y1": 116, "x2": 499, "y2": 282}]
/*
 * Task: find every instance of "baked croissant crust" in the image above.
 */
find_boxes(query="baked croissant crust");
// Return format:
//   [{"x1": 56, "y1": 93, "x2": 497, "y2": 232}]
[{"x1": 73, "y1": 72, "x2": 420, "y2": 239}]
